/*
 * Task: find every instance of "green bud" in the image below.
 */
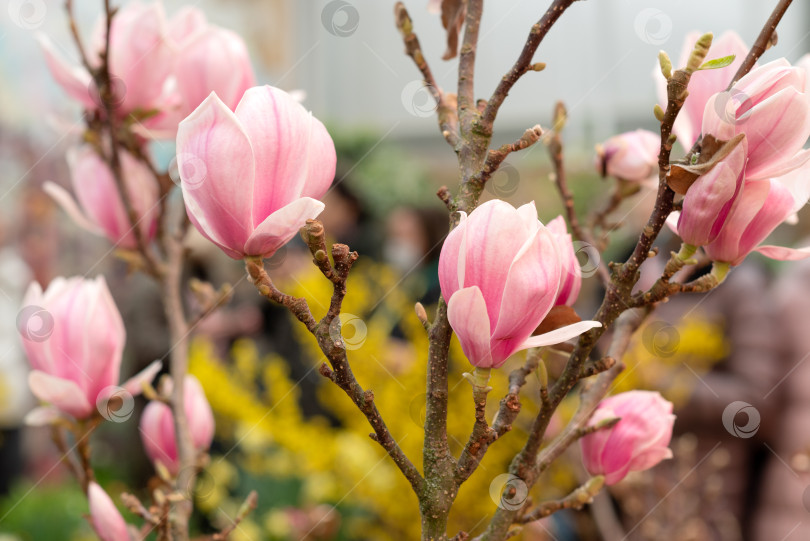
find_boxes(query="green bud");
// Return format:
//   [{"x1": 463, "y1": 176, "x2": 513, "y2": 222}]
[
  {"x1": 686, "y1": 32, "x2": 714, "y2": 74},
  {"x1": 658, "y1": 50, "x2": 672, "y2": 79}
]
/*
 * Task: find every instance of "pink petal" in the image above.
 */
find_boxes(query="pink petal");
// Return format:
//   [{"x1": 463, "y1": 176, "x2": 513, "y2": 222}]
[
  {"x1": 580, "y1": 407, "x2": 618, "y2": 477},
  {"x1": 243, "y1": 197, "x2": 325, "y2": 259},
  {"x1": 177, "y1": 92, "x2": 256, "y2": 255},
  {"x1": 107, "y1": 2, "x2": 175, "y2": 113},
  {"x1": 121, "y1": 360, "x2": 162, "y2": 396},
  {"x1": 459, "y1": 200, "x2": 536, "y2": 329},
  {"x1": 438, "y1": 212, "x2": 467, "y2": 300},
  {"x1": 671, "y1": 31, "x2": 748, "y2": 148},
  {"x1": 628, "y1": 446, "x2": 673, "y2": 471},
  {"x1": 42, "y1": 181, "x2": 104, "y2": 237},
  {"x1": 447, "y1": 286, "x2": 494, "y2": 368},
  {"x1": 28, "y1": 370, "x2": 92, "y2": 419},
  {"x1": 88, "y1": 482, "x2": 130, "y2": 541},
  {"x1": 490, "y1": 226, "x2": 560, "y2": 362},
  {"x1": 754, "y1": 147, "x2": 810, "y2": 184},
  {"x1": 733, "y1": 180, "x2": 795, "y2": 265},
  {"x1": 175, "y1": 27, "x2": 255, "y2": 113},
  {"x1": 24, "y1": 406, "x2": 63, "y2": 426},
  {"x1": 81, "y1": 276, "x2": 126, "y2": 403},
  {"x1": 140, "y1": 400, "x2": 179, "y2": 475},
  {"x1": 168, "y1": 6, "x2": 208, "y2": 46},
  {"x1": 234, "y1": 86, "x2": 336, "y2": 224},
  {"x1": 517, "y1": 320, "x2": 602, "y2": 350},
  {"x1": 756, "y1": 245, "x2": 810, "y2": 261},
  {"x1": 547, "y1": 215, "x2": 582, "y2": 306},
  {"x1": 742, "y1": 89, "x2": 810, "y2": 180},
  {"x1": 37, "y1": 34, "x2": 96, "y2": 110},
  {"x1": 185, "y1": 376, "x2": 214, "y2": 451},
  {"x1": 677, "y1": 136, "x2": 747, "y2": 246}
]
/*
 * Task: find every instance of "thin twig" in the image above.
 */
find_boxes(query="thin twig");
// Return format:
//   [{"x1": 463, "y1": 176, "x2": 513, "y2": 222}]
[
  {"x1": 478, "y1": 125, "x2": 544, "y2": 186},
  {"x1": 395, "y1": 3, "x2": 459, "y2": 147},
  {"x1": 518, "y1": 476, "x2": 604, "y2": 523},
  {"x1": 246, "y1": 246, "x2": 424, "y2": 494},
  {"x1": 458, "y1": 0, "x2": 483, "y2": 117},
  {"x1": 729, "y1": 0, "x2": 793, "y2": 87},
  {"x1": 213, "y1": 491, "x2": 259, "y2": 540},
  {"x1": 481, "y1": 0, "x2": 579, "y2": 131},
  {"x1": 456, "y1": 350, "x2": 541, "y2": 484},
  {"x1": 545, "y1": 101, "x2": 608, "y2": 283}
]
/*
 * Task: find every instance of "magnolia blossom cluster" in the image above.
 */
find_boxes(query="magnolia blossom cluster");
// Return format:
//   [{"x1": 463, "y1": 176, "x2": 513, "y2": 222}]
[
  {"x1": 19, "y1": 276, "x2": 215, "y2": 538},
  {"x1": 601, "y1": 33, "x2": 810, "y2": 268},
  {"x1": 580, "y1": 391, "x2": 675, "y2": 485},
  {"x1": 40, "y1": 2, "x2": 255, "y2": 136},
  {"x1": 437, "y1": 200, "x2": 600, "y2": 370},
  {"x1": 673, "y1": 52, "x2": 810, "y2": 266},
  {"x1": 41, "y1": 1, "x2": 257, "y2": 249}
]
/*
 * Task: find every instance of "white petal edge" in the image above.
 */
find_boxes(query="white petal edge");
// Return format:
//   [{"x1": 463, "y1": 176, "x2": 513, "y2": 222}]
[
  {"x1": 517, "y1": 320, "x2": 603, "y2": 350},
  {"x1": 43, "y1": 181, "x2": 105, "y2": 237},
  {"x1": 122, "y1": 360, "x2": 162, "y2": 396}
]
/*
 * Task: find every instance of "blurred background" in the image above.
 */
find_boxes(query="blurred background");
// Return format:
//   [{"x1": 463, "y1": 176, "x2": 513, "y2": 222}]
[{"x1": 3, "y1": 0, "x2": 810, "y2": 540}]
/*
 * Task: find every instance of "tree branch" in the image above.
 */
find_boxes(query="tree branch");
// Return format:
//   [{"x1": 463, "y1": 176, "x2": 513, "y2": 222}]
[
  {"x1": 246, "y1": 245, "x2": 424, "y2": 495},
  {"x1": 518, "y1": 476, "x2": 604, "y2": 523},
  {"x1": 395, "y1": 3, "x2": 459, "y2": 147},
  {"x1": 545, "y1": 101, "x2": 609, "y2": 283},
  {"x1": 458, "y1": 0, "x2": 483, "y2": 116},
  {"x1": 481, "y1": 0, "x2": 579, "y2": 131},
  {"x1": 729, "y1": 0, "x2": 793, "y2": 87}
]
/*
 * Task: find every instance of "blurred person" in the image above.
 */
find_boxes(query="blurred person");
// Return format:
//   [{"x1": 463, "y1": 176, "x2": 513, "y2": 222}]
[
  {"x1": 318, "y1": 179, "x2": 378, "y2": 258},
  {"x1": 752, "y1": 256, "x2": 810, "y2": 540},
  {"x1": 611, "y1": 253, "x2": 782, "y2": 541},
  {"x1": 0, "y1": 218, "x2": 33, "y2": 497},
  {"x1": 383, "y1": 205, "x2": 447, "y2": 306}
]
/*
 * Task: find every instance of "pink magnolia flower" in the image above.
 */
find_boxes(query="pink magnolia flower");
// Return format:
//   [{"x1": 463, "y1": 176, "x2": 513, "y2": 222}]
[
  {"x1": 39, "y1": 1, "x2": 175, "y2": 117},
  {"x1": 676, "y1": 136, "x2": 747, "y2": 247},
  {"x1": 44, "y1": 146, "x2": 159, "y2": 249},
  {"x1": 595, "y1": 129, "x2": 659, "y2": 184},
  {"x1": 20, "y1": 276, "x2": 160, "y2": 422},
  {"x1": 655, "y1": 31, "x2": 748, "y2": 148},
  {"x1": 177, "y1": 86, "x2": 336, "y2": 260},
  {"x1": 140, "y1": 376, "x2": 215, "y2": 476},
  {"x1": 88, "y1": 482, "x2": 130, "y2": 541},
  {"x1": 438, "y1": 200, "x2": 600, "y2": 369},
  {"x1": 580, "y1": 390, "x2": 675, "y2": 485},
  {"x1": 148, "y1": 8, "x2": 256, "y2": 138},
  {"x1": 704, "y1": 176, "x2": 810, "y2": 266},
  {"x1": 703, "y1": 59, "x2": 810, "y2": 181},
  {"x1": 546, "y1": 216, "x2": 582, "y2": 306},
  {"x1": 167, "y1": 6, "x2": 208, "y2": 47}
]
